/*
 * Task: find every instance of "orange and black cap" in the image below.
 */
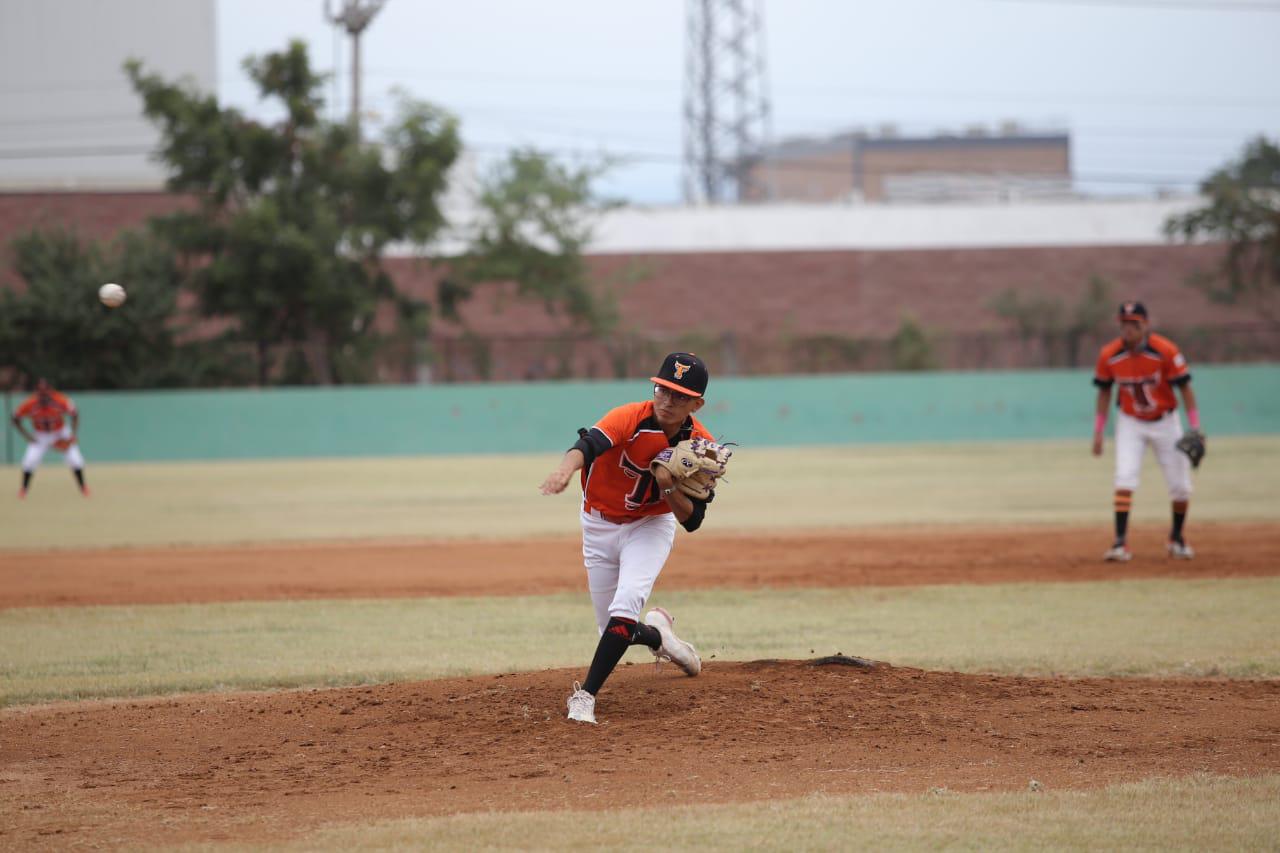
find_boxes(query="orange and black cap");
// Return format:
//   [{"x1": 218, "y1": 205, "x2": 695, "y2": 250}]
[
  {"x1": 651, "y1": 352, "x2": 709, "y2": 398},
  {"x1": 1119, "y1": 301, "x2": 1148, "y2": 322}
]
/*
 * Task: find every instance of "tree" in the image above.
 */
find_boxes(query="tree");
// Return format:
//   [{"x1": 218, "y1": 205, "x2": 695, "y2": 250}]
[
  {"x1": 988, "y1": 276, "x2": 1113, "y2": 367},
  {"x1": 0, "y1": 228, "x2": 242, "y2": 388},
  {"x1": 888, "y1": 315, "x2": 938, "y2": 371},
  {"x1": 125, "y1": 41, "x2": 461, "y2": 384},
  {"x1": 457, "y1": 148, "x2": 621, "y2": 339},
  {"x1": 1164, "y1": 136, "x2": 1280, "y2": 327}
]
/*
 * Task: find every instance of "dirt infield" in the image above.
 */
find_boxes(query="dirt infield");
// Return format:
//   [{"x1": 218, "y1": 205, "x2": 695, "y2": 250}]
[
  {"x1": 3, "y1": 661, "x2": 1277, "y2": 848},
  {"x1": 3, "y1": 522, "x2": 1279, "y2": 609}
]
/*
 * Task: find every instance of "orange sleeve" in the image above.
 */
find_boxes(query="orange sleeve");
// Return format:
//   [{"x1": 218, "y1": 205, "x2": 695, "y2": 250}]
[
  {"x1": 1093, "y1": 345, "x2": 1115, "y2": 388},
  {"x1": 593, "y1": 402, "x2": 645, "y2": 446},
  {"x1": 1160, "y1": 337, "x2": 1191, "y2": 384},
  {"x1": 51, "y1": 391, "x2": 76, "y2": 414},
  {"x1": 14, "y1": 396, "x2": 35, "y2": 418}
]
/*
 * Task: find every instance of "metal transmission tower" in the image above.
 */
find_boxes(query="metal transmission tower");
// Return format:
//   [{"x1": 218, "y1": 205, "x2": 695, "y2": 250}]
[
  {"x1": 682, "y1": 0, "x2": 772, "y2": 204},
  {"x1": 325, "y1": 0, "x2": 388, "y2": 140}
]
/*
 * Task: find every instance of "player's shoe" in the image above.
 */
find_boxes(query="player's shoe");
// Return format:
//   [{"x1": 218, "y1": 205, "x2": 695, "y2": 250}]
[
  {"x1": 17, "y1": 488, "x2": 26, "y2": 500},
  {"x1": 566, "y1": 682, "x2": 597, "y2": 724},
  {"x1": 1102, "y1": 543, "x2": 1133, "y2": 562},
  {"x1": 643, "y1": 607, "x2": 702, "y2": 677},
  {"x1": 1167, "y1": 539, "x2": 1194, "y2": 560},
  {"x1": 80, "y1": 486, "x2": 91, "y2": 498}
]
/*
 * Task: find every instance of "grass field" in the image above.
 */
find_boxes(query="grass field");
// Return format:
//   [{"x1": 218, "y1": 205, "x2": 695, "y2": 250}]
[
  {"x1": 3, "y1": 438, "x2": 1278, "y2": 849},
  {"x1": 3, "y1": 578, "x2": 1277, "y2": 706},
  {"x1": 266, "y1": 775, "x2": 1280, "y2": 853},
  {"x1": 2, "y1": 436, "x2": 1278, "y2": 550}
]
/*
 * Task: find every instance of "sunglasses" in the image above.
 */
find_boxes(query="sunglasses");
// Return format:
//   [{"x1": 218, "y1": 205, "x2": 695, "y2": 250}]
[{"x1": 654, "y1": 385, "x2": 696, "y2": 405}]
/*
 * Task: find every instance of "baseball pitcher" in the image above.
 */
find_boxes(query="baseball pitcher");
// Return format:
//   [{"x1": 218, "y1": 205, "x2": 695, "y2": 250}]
[{"x1": 539, "y1": 352, "x2": 731, "y2": 724}]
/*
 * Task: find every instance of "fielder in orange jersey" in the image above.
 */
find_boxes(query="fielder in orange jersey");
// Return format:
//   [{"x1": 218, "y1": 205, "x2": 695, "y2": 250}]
[
  {"x1": 11, "y1": 378, "x2": 90, "y2": 498},
  {"x1": 540, "y1": 352, "x2": 720, "y2": 724},
  {"x1": 1092, "y1": 302, "x2": 1200, "y2": 561}
]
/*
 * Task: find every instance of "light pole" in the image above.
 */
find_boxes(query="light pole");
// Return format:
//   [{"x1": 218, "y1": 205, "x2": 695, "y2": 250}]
[{"x1": 324, "y1": 0, "x2": 388, "y2": 141}]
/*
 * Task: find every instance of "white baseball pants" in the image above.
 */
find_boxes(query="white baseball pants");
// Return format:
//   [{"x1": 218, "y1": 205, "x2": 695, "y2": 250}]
[
  {"x1": 580, "y1": 509, "x2": 677, "y2": 634},
  {"x1": 1113, "y1": 411, "x2": 1192, "y2": 501},
  {"x1": 22, "y1": 426, "x2": 85, "y2": 471}
]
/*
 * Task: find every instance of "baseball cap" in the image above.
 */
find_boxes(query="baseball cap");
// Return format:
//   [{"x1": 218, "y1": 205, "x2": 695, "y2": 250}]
[
  {"x1": 1118, "y1": 301, "x2": 1148, "y2": 321},
  {"x1": 651, "y1": 352, "x2": 709, "y2": 398}
]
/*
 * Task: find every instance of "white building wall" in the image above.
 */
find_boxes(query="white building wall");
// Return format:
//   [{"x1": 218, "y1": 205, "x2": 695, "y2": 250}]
[
  {"x1": 0, "y1": 0, "x2": 216, "y2": 190},
  {"x1": 586, "y1": 198, "x2": 1203, "y2": 254}
]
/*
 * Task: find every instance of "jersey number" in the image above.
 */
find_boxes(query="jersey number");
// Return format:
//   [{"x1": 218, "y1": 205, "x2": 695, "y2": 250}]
[
  {"x1": 619, "y1": 452, "x2": 661, "y2": 511},
  {"x1": 1123, "y1": 379, "x2": 1159, "y2": 414}
]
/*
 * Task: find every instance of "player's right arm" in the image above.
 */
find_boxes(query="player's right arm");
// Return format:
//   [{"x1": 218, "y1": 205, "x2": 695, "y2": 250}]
[
  {"x1": 1092, "y1": 347, "x2": 1116, "y2": 456},
  {"x1": 540, "y1": 449, "x2": 585, "y2": 495},
  {"x1": 11, "y1": 399, "x2": 35, "y2": 443}
]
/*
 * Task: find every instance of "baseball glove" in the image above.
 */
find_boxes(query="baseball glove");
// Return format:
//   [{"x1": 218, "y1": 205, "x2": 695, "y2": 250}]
[
  {"x1": 53, "y1": 437, "x2": 74, "y2": 452},
  {"x1": 1176, "y1": 430, "x2": 1206, "y2": 468},
  {"x1": 650, "y1": 438, "x2": 734, "y2": 500}
]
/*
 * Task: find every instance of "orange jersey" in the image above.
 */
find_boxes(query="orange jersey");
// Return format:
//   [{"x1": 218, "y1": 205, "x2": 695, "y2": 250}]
[
  {"x1": 15, "y1": 390, "x2": 76, "y2": 433},
  {"x1": 1093, "y1": 333, "x2": 1190, "y2": 419},
  {"x1": 580, "y1": 401, "x2": 713, "y2": 518}
]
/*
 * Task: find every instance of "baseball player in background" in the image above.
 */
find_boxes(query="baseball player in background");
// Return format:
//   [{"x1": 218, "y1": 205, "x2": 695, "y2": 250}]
[
  {"x1": 539, "y1": 352, "x2": 725, "y2": 725},
  {"x1": 11, "y1": 378, "x2": 90, "y2": 498},
  {"x1": 1092, "y1": 302, "x2": 1200, "y2": 561}
]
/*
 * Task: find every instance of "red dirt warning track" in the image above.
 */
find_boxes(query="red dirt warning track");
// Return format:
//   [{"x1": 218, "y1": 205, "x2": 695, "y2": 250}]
[
  {"x1": 3, "y1": 661, "x2": 1278, "y2": 848},
  {"x1": 2, "y1": 522, "x2": 1278, "y2": 609}
]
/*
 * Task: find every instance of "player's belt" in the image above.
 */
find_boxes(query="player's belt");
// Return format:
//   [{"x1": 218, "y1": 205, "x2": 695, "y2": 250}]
[
  {"x1": 585, "y1": 506, "x2": 640, "y2": 525},
  {"x1": 1134, "y1": 410, "x2": 1173, "y2": 422}
]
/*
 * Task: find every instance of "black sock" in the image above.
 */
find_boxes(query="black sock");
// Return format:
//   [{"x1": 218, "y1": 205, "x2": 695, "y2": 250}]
[
  {"x1": 1114, "y1": 511, "x2": 1129, "y2": 544},
  {"x1": 634, "y1": 622, "x2": 661, "y2": 651},
  {"x1": 1171, "y1": 511, "x2": 1186, "y2": 544},
  {"x1": 73, "y1": 469, "x2": 85, "y2": 489},
  {"x1": 582, "y1": 617, "x2": 637, "y2": 695},
  {"x1": 21, "y1": 471, "x2": 32, "y2": 490}
]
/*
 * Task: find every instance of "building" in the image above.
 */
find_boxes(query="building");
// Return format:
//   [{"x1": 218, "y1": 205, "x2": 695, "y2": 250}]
[
  {"x1": 749, "y1": 126, "x2": 1072, "y2": 204},
  {"x1": 0, "y1": 0, "x2": 215, "y2": 191}
]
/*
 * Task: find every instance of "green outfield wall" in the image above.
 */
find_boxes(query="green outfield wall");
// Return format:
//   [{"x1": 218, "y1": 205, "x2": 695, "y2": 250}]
[{"x1": 6, "y1": 365, "x2": 1278, "y2": 463}]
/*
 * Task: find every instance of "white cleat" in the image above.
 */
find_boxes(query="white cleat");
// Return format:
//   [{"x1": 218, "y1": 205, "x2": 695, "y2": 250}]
[
  {"x1": 643, "y1": 607, "x2": 702, "y2": 677},
  {"x1": 1103, "y1": 543, "x2": 1133, "y2": 562},
  {"x1": 566, "y1": 682, "x2": 597, "y2": 724},
  {"x1": 1167, "y1": 540, "x2": 1194, "y2": 560}
]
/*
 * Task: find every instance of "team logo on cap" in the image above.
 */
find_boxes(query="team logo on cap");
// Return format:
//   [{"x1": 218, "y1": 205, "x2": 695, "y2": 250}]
[
  {"x1": 673, "y1": 361, "x2": 691, "y2": 379},
  {"x1": 1124, "y1": 302, "x2": 1135, "y2": 314}
]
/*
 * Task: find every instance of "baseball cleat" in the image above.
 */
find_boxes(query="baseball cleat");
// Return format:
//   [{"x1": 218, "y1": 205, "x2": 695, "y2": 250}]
[
  {"x1": 1167, "y1": 539, "x2": 1194, "y2": 560},
  {"x1": 17, "y1": 488, "x2": 26, "y2": 500},
  {"x1": 643, "y1": 607, "x2": 701, "y2": 677},
  {"x1": 1102, "y1": 543, "x2": 1133, "y2": 562},
  {"x1": 566, "y1": 682, "x2": 597, "y2": 724}
]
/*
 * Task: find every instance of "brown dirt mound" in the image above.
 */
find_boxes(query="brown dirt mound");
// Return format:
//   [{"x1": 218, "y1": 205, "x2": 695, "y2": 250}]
[
  {"x1": 3, "y1": 522, "x2": 1278, "y2": 609},
  {"x1": 2, "y1": 662, "x2": 1277, "y2": 848}
]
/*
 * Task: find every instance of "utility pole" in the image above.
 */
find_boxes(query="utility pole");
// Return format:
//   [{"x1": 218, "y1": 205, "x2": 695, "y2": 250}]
[
  {"x1": 682, "y1": 0, "x2": 772, "y2": 204},
  {"x1": 324, "y1": 0, "x2": 388, "y2": 140}
]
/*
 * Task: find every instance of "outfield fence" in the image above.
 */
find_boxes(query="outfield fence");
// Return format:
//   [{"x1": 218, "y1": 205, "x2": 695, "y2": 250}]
[{"x1": 4, "y1": 364, "x2": 1277, "y2": 464}]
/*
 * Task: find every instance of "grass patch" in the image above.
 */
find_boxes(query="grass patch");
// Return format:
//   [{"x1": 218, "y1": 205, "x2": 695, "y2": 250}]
[
  {"x1": 2, "y1": 436, "x2": 1278, "y2": 550},
  {"x1": 3, "y1": 578, "x2": 1277, "y2": 707},
  {"x1": 192, "y1": 774, "x2": 1280, "y2": 852}
]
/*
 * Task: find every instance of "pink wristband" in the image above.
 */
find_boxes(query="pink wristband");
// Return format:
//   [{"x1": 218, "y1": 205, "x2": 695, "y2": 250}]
[
  {"x1": 1094, "y1": 413, "x2": 1107, "y2": 435},
  {"x1": 1187, "y1": 409, "x2": 1201, "y2": 430}
]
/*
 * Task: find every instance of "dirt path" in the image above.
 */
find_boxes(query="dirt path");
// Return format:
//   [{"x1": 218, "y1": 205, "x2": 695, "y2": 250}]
[
  {"x1": 2, "y1": 660, "x2": 1277, "y2": 848},
  {"x1": 3, "y1": 523, "x2": 1278, "y2": 609}
]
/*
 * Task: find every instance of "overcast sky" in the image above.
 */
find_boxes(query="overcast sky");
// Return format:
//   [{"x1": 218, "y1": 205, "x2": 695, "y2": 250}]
[{"x1": 217, "y1": 0, "x2": 1280, "y2": 205}]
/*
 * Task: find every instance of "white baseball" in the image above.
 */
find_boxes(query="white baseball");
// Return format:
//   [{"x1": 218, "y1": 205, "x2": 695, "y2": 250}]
[{"x1": 99, "y1": 283, "x2": 127, "y2": 308}]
